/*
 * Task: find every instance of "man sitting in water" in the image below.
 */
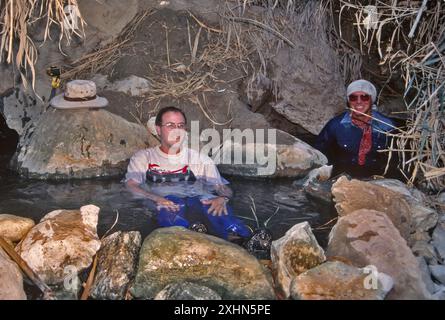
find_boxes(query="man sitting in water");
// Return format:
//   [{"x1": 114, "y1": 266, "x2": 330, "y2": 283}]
[
  {"x1": 124, "y1": 106, "x2": 252, "y2": 242},
  {"x1": 314, "y1": 79, "x2": 396, "y2": 177}
]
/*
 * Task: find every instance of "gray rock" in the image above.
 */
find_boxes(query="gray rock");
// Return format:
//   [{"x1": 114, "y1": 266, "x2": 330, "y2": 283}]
[
  {"x1": 417, "y1": 257, "x2": 437, "y2": 294},
  {"x1": 0, "y1": 214, "x2": 35, "y2": 242},
  {"x1": 130, "y1": 227, "x2": 275, "y2": 300},
  {"x1": 290, "y1": 261, "x2": 393, "y2": 300},
  {"x1": 91, "y1": 231, "x2": 142, "y2": 300},
  {"x1": 429, "y1": 265, "x2": 445, "y2": 285},
  {"x1": 327, "y1": 209, "x2": 431, "y2": 300},
  {"x1": 216, "y1": 130, "x2": 327, "y2": 178},
  {"x1": 432, "y1": 286, "x2": 445, "y2": 300},
  {"x1": 271, "y1": 221, "x2": 326, "y2": 298},
  {"x1": 432, "y1": 223, "x2": 445, "y2": 262},
  {"x1": 16, "y1": 205, "x2": 101, "y2": 285},
  {"x1": 155, "y1": 282, "x2": 222, "y2": 300},
  {"x1": 0, "y1": 247, "x2": 26, "y2": 300},
  {"x1": 11, "y1": 109, "x2": 158, "y2": 179},
  {"x1": 411, "y1": 241, "x2": 440, "y2": 265}
]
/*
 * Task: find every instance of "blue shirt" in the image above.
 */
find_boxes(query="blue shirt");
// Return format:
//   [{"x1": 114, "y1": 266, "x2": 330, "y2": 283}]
[{"x1": 314, "y1": 111, "x2": 395, "y2": 175}]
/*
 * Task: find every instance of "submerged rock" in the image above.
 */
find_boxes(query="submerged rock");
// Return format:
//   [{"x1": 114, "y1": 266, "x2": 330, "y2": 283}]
[
  {"x1": 327, "y1": 209, "x2": 431, "y2": 300},
  {"x1": 0, "y1": 214, "x2": 35, "y2": 242},
  {"x1": 155, "y1": 282, "x2": 222, "y2": 300},
  {"x1": 16, "y1": 205, "x2": 101, "y2": 284},
  {"x1": 290, "y1": 261, "x2": 393, "y2": 300},
  {"x1": 0, "y1": 247, "x2": 26, "y2": 300},
  {"x1": 271, "y1": 221, "x2": 326, "y2": 298},
  {"x1": 11, "y1": 109, "x2": 158, "y2": 179},
  {"x1": 91, "y1": 231, "x2": 142, "y2": 300},
  {"x1": 130, "y1": 227, "x2": 275, "y2": 300}
]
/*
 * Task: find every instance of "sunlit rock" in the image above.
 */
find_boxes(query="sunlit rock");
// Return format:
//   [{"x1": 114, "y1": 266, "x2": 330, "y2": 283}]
[
  {"x1": 0, "y1": 214, "x2": 35, "y2": 242},
  {"x1": 327, "y1": 209, "x2": 431, "y2": 299},
  {"x1": 155, "y1": 282, "x2": 222, "y2": 300},
  {"x1": 0, "y1": 247, "x2": 26, "y2": 300},
  {"x1": 16, "y1": 205, "x2": 101, "y2": 285},
  {"x1": 271, "y1": 221, "x2": 326, "y2": 298}
]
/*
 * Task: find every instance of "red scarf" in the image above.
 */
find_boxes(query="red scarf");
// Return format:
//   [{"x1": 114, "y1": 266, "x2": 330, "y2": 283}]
[{"x1": 351, "y1": 117, "x2": 372, "y2": 166}]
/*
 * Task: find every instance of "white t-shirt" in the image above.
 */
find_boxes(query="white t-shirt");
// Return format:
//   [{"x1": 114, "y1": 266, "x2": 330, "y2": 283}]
[{"x1": 124, "y1": 146, "x2": 228, "y2": 198}]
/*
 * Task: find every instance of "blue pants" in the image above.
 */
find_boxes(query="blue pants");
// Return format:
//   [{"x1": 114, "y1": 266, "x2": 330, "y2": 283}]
[{"x1": 156, "y1": 195, "x2": 252, "y2": 240}]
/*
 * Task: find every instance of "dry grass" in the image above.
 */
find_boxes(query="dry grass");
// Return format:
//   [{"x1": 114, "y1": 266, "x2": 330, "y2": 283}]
[
  {"x1": 328, "y1": 0, "x2": 445, "y2": 191},
  {"x1": 62, "y1": 10, "x2": 153, "y2": 80},
  {"x1": 0, "y1": 0, "x2": 86, "y2": 90}
]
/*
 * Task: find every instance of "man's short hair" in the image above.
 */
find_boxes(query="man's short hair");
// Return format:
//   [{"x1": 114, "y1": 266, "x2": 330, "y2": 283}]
[{"x1": 155, "y1": 106, "x2": 187, "y2": 126}]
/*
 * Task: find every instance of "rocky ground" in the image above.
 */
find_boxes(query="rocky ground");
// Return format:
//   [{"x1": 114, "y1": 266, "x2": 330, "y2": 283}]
[{"x1": 1, "y1": 170, "x2": 444, "y2": 300}]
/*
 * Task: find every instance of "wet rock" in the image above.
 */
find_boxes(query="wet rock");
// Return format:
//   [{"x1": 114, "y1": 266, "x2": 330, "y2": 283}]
[
  {"x1": 290, "y1": 261, "x2": 393, "y2": 300},
  {"x1": 16, "y1": 205, "x2": 101, "y2": 284},
  {"x1": 216, "y1": 130, "x2": 327, "y2": 178},
  {"x1": 11, "y1": 109, "x2": 158, "y2": 179},
  {"x1": 0, "y1": 247, "x2": 26, "y2": 300},
  {"x1": 332, "y1": 176, "x2": 412, "y2": 241},
  {"x1": 91, "y1": 231, "x2": 141, "y2": 300},
  {"x1": 327, "y1": 209, "x2": 431, "y2": 300},
  {"x1": 271, "y1": 221, "x2": 326, "y2": 298},
  {"x1": 130, "y1": 227, "x2": 275, "y2": 300},
  {"x1": 0, "y1": 214, "x2": 35, "y2": 242},
  {"x1": 154, "y1": 282, "x2": 222, "y2": 300},
  {"x1": 432, "y1": 223, "x2": 445, "y2": 263},
  {"x1": 430, "y1": 265, "x2": 445, "y2": 285}
]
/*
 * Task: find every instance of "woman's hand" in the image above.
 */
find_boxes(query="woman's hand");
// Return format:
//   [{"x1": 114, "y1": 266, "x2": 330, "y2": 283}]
[{"x1": 201, "y1": 197, "x2": 228, "y2": 216}]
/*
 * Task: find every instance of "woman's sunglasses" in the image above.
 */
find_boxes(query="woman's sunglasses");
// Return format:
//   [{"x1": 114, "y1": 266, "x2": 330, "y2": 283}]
[{"x1": 348, "y1": 94, "x2": 371, "y2": 102}]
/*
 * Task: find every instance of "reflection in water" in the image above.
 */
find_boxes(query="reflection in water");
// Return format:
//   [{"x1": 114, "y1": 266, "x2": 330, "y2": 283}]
[{"x1": 0, "y1": 170, "x2": 336, "y2": 247}]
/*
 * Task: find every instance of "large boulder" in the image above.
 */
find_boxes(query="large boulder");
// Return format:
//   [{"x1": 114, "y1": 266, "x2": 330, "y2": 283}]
[
  {"x1": 11, "y1": 109, "x2": 158, "y2": 179},
  {"x1": 327, "y1": 209, "x2": 431, "y2": 300},
  {"x1": 16, "y1": 205, "x2": 101, "y2": 284},
  {"x1": 215, "y1": 130, "x2": 327, "y2": 178},
  {"x1": 91, "y1": 231, "x2": 142, "y2": 300},
  {"x1": 0, "y1": 214, "x2": 35, "y2": 242},
  {"x1": 0, "y1": 247, "x2": 26, "y2": 300},
  {"x1": 369, "y1": 178, "x2": 438, "y2": 234},
  {"x1": 271, "y1": 221, "x2": 326, "y2": 298},
  {"x1": 332, "y1": 176, "x2": 413, "y2": 241},
  {"x1": 290, "y1": 261, "x2": 393, "y2": 300},
  {"x1": 130, "y1": 227, "x2": 275, "y2": 300}
]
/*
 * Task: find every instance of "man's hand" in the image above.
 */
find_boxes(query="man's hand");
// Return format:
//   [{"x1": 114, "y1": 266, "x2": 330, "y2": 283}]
[
  {"x1": 155, "y1": 196, "x2": 180, "y2": 212},
  {"x1": 201, "y1": 197, "x2": 228, "y2": 216}
]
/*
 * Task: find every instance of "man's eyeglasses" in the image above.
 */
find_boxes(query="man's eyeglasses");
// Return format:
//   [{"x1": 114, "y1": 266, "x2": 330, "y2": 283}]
[
  {"x1": 348, "y1": 94, "x2": 371, "y2": 102},
  {"x1": 161, "y1": 122, "x2": 186, "y2": 130}
]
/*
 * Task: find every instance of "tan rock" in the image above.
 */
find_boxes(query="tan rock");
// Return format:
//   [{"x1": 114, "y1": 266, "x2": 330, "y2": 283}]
[
  {"x1": 0, "y1": 247, "x2": 26, "y2": 300},
  {"x1": 327, "y1": 209, "x2": 431, "y2": 299},
  {"x1": 271, "y1": 221, "x2": 326, "y2": 298},
  {"x1": 290, "y1": 261, "x2": 393, "y2": 300},
  {"x1": 16, "y1": 205, "x2": 101, "y2": 284},
  {"x1": 332, "y1": 176, "x2": 412, "y2": 240},
  {"x1": 0, "y1": 214, "x2": 35, "y2": 242}
]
